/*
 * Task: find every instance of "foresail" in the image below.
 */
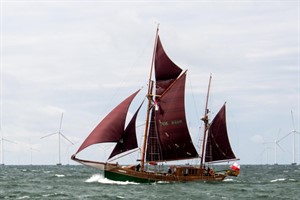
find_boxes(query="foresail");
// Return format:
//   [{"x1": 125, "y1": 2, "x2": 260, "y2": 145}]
[
  {"x1": 75, "y1": 90, "x2": 140, "y2": 155},
  {"x1": 205, "y1": 104, "x2": 237, "y2": 163},
  {"x1": 108, "y1": 102, "x2": 143, "y2": 160},
  {"x1": 147, "y1": 72, "x2": 199, "y2": 162}
]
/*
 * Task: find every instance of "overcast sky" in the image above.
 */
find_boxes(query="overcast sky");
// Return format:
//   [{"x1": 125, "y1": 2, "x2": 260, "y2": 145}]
[{"x1": 0, "y1": 0, "x2": 299, "y2": 165}]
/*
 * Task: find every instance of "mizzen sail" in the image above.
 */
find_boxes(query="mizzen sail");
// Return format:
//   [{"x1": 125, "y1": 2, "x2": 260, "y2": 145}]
[{"x1": 205, "y1": 104, "x2": 237, "y2": 163}]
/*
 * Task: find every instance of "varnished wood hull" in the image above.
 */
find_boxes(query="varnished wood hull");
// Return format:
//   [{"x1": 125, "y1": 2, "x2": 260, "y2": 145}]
[
  {"x1": 72, "y1": 157, "x2": 226, "y2": 183},
  {"x1": 105, "y1": 167, "x2": 226, "y2": 183}
]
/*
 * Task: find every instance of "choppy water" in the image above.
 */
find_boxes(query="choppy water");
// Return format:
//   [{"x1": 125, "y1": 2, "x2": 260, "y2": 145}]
[{"x1": 0, "y1": 165, "x2": 299, "y2": 199}]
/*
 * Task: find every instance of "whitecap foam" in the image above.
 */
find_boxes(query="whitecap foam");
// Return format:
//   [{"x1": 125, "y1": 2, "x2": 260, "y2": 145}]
[
  {"x1": 55, "y1": 174, "x2": 65, "y2": 177},
  {"x1": 85, "y1": 174, "x2": 139, "y2": 185},
  {"x1": 155, "y1": 181, "x2": 170, "y2": 184},
  {"x1": 16, "y1": 196, "x2": 30, "y2": 199},
  {"x1": 270, "y1": 178, "x2": 285, "y2": 183},
  {"x1": 224, "y1": 178, "x2": 234, "y2": 182}
]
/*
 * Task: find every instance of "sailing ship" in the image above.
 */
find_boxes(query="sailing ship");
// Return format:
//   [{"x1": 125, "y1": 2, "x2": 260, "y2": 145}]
[{"x1": 71, "y1": 28, "x2": 240, "y2": 183}]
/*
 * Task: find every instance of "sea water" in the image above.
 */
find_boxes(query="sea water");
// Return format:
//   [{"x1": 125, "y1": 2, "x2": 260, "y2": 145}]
[{"x1": 0, "y1": 165, "x2": 299, "y2": 199}]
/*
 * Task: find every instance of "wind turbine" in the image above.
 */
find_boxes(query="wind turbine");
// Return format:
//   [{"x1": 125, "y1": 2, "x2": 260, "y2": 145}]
[
  {"x1": 264, "y1": 129, "x2": 285, "y2": 165},
  {"x1": 278, "y1": 110, "x2": 300, "y2": 165},
  {"x1": 41, "y1": 112, "x2": 74, "y2": 165},
  {"x1": 0, "y1": 68, "x2": 17, "y2": 165},
  {"x1": 0, "y1": 134, "x2": 17, "y2": 165},
  {"x1": 28, "y1": 145, "x2": 39, "y2": 165}
]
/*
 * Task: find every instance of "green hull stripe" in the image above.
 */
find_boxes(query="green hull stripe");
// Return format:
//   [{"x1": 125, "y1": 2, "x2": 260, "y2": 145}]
[{"x1": 105, "y1": 171, "x2": 155, "y2": 183}]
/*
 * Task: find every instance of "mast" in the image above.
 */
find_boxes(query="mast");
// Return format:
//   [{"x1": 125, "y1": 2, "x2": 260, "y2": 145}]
[
  {"x1": 200, "y1": 74, "x2": 212, "y2": 167},
  {"x1": 140, "y1": 25, "x2": 159, "y2": 171}
]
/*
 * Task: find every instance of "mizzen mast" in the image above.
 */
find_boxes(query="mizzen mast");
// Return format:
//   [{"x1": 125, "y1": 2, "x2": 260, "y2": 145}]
[{"x1": 200, "y1": 74, "x2": 212, "y2": 168}]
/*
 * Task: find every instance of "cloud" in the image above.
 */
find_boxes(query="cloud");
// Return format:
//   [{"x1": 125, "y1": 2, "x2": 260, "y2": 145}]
[
  {"x1": 1, "y1": 1, "x2": 299, "y2": 165},
  {"x1": 251, "y1": 135, "x2": 264, "y2": 144}
]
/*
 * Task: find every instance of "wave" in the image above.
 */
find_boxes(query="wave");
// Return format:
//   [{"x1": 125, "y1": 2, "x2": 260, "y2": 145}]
[
  {"x1": 16, "y1": 196, "x2": 30, "y2": 199},
  {"x1": 224, "y1": 178, "x2": 234, "y2": 182},
  {"x1": 85, "y1": 174, "x2": 139, "y2": 185},
  {"x1": 55, "y1": 174, "x2": 65, "y2": 177},
  {"x1": 270, "y1": 178, "x2": 285, "y2": 183}
]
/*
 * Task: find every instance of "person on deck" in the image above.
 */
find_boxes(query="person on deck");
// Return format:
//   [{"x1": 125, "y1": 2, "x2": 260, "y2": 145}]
[{"x1": 135, "y1": 164, "x2": 141, "y2": 171}]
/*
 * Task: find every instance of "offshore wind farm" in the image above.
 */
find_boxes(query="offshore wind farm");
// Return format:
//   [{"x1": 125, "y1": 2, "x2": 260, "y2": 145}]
[{"x1": 262, "y1": 111, "x2": 300, "y2": 165}]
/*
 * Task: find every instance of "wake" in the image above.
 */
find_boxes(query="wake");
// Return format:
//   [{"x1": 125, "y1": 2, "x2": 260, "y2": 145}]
[{"x1": 85, "y1": 174, "x2": 139, "y2": 185}]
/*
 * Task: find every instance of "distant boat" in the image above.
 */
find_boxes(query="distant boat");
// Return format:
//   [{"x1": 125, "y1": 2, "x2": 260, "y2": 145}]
[{"x1": 72, "y1": 27, "x2": 240, "y2": 183}]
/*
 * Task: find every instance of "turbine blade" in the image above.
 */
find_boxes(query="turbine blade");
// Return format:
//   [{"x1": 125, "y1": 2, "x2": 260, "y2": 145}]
[
  {"x1": 40, "y1": 132, "x2": 58, "y2": 139},
  {"x1": 59, "y1": 112, "x2": 64, "y2": 132},
  {"x1": 3, "y1": 138, "x2": 17, "y2": 144},
  {"x1": 291, "y1": 110, "x2": 296, "y2": 131},
  {"x1": 277, "y1": 143, "x2": 285, "y2": 152},
  {"x1": 278, "y1": 131, "x2": 292, "y2": 142},
  {"x1": 276, "y1": 128, "x2": 281, "y2": 140},
  {"x1": 60, "y1": 133, "x2": 74, "y2": 145}
]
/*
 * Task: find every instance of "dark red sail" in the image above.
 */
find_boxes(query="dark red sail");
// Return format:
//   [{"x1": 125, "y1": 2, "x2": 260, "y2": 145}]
[
  {"x1": 205, "y1": 104, "x2": 237, "y2": 163},
  {"x1": 148, "y1": 72, "x2": 199, "y2": 162},
  {"x1": 108, "y1": 102, "x2": 143, "y2": 160},
  {"x1": 75, "y1": 90, "x2": 140, "y2": 155},
  {"x1": 155, "y1": 36, "x2": 182, "y2": 82}
]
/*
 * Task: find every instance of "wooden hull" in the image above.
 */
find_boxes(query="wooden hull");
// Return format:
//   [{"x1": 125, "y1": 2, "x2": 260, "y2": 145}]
[
  {"x1": 105, "y1": 166, "x2": 226, "y2": 183},
  {"x1": 71, "y1": 157, "x2": 226, "y2": 183}
]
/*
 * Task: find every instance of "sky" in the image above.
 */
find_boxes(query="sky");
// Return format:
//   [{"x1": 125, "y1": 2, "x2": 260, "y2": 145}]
[{"x1": 0, "y1": 0, "x2": 299, "y2": 165}]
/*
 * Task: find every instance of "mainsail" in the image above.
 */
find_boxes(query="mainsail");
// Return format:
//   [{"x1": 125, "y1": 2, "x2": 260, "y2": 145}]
[
  {"x1": 75, "y1": 89, "x2": 141, "y2": 158},
  {"x1": 205, "y1": 104, "x2": 237, "y2": 163},
  {"x1": 145, "y1": 35, "x2": 199, "y2": 162}
]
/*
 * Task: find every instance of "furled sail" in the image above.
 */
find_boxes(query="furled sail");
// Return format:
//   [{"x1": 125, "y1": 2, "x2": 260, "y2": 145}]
[
  {"x1": 75, "y1": 90, "x2": 140, "y2": 156},
  {"x1": 205, "y1": 104, "x2": 237, "y2": 163}
]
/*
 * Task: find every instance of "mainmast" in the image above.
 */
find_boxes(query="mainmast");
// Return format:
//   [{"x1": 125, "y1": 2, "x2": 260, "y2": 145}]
[
  {"x1": 140, "y1": 25, "x2": 160, "y2": 171},
  {"x1": 200, "y1": 74, "x2": 212, "y2": 167}
]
